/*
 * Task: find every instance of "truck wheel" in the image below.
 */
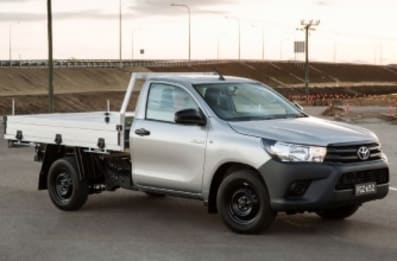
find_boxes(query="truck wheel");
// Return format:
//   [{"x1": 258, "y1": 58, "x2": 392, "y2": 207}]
[
  {"x1": 216, "y1": 170, "x2": 275, "y2": 234},
  {"x1": 47, "y1": 157, "x2": 88, "y2": 211},
  {"x1": 316, "y1": 204, "x2": 360, "y2": 220}
]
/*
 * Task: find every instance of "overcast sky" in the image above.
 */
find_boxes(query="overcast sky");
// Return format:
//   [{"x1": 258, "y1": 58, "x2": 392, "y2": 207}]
[{"x1": 0, "y1": 0, "x2": 396, "y2": 64}]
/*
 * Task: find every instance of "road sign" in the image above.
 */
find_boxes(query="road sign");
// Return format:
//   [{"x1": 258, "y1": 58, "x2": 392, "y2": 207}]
[{"x1": 294, "y1": 41, "x2": 305, "y2": 53}]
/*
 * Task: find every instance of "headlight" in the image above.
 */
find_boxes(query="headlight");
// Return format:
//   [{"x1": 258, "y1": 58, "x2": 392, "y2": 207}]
[
  {"x1": 381, "y1": 153, "x2": 388, "y2": 163},
  {"x1": 263, "y1": 140, "x2": 327, "y2": 163}
]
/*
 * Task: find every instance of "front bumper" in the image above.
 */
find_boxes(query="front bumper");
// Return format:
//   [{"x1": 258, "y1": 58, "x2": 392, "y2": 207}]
[{"x1": 258, "y1": 159, "x2": 389, "y2": 212}]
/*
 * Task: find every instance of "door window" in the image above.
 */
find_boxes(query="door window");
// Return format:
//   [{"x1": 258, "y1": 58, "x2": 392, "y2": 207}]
[{"x1": 146, "y1": 83, "x2": 199, "y2": 122}]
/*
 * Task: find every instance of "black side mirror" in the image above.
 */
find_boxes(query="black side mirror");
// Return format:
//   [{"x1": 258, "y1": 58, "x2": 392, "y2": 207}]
[{"x1": 175, "y1": 109, "x2": 206, "y2": 126}]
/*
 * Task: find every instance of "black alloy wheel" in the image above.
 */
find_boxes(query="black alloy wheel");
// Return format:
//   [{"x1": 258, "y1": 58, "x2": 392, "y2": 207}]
[
  {"x1": 217, "y1": 169, "x2": 275, "y2": 234},
  {"x1": 47, "y1": 157, "x2": 88, "y2": 211}
]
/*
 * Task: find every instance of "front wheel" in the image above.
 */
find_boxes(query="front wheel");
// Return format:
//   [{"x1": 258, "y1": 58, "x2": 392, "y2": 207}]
[
  {"x1": 47, "y1": 157, "x2": 88, "y2": 211},
  {"x1": 316, "y1": 204, "x2": 360, "y2": 220},
  {"x1": 216, "y1": 170, "x2": 275, "y2": 234}
]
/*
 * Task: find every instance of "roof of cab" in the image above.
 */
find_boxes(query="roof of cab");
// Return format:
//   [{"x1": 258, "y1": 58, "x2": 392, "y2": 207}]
[{"x1": 146, "y1": 74, "x2": 257, "y2": 85}]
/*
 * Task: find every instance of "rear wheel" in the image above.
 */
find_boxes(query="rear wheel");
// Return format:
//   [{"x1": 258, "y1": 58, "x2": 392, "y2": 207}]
[
  {"x1": 316, "y1": 204, "x2": 360, "y2": 220},
  {"x1": 216, "y1": 169, "x2": 275, "y2": 234},
  {"x1": 47, "y1": 157, "x2": 88, "y2": 211}
]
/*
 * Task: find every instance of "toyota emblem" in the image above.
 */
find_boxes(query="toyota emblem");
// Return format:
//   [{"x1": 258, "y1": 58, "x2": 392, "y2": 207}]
[{"x1": 357, "y1": 146, "x2": 370, "y2": 160}]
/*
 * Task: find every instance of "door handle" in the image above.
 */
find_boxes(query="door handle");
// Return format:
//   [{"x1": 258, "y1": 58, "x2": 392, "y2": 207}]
[{"x1": 135, "y1": 128, "x2": 151, "y2": 136}]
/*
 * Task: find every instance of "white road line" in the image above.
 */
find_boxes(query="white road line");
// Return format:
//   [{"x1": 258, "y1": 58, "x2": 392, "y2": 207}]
[{"x1": 390, "y1": 187, "x2": 397, "y2": 192}]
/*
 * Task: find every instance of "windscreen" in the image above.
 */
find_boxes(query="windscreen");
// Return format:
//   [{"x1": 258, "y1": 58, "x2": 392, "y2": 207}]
[{"x1": 194, "y1": 82, "x2": 304, "y2": 121}]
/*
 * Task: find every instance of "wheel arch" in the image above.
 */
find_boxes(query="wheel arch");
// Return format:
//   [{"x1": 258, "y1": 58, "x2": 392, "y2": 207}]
[
  {"x1": 207, "y1": 162, "x2": 267, "y2": 214},
  {"x1": 38, "y1": 145, "x2": 87, "y2": 190}
]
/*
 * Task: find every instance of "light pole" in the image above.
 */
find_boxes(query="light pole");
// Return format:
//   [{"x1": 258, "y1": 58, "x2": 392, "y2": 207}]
[
  {"x1": 252, "y1": 23, "x2": 265, "y2": 60},
  {"x1": 217, "y1": 33, "x2": 227, "y2": 60},
  {"x1": 379, "y1": 41, "x2": 383, "y2": 65},
  {"x1": 47, "y1": 0, "x2": 54, "y2": 112},
  {"x1": 225, "y1": 16, "x2": 241, "y2": 60},
  {"x1": 279, "y1": 39, "x2": 283, "y2": 60},
  {"x1": 9, "y1": 24, "x2": 12, "y2": 63},
  {"x1": 119, "y1": 0, "x2": 123, "y2": 68},
  {"x1": 297, "y1": 19, "x2": 320, "y2": 96},
  {"x1": 8, "y1": 24, "x2": 12, "y2": 63},
  {"x1": 261, "y1": 24, "x2": 265, "y2": 60},
  {"x1": 333, "y1": 42, "x2": 337, "y2": 63},
  {"x1": 131, "y1": 30, "x2": 134, "y2": 60},
  {"x1": 170, "y1": 3, "x2": 191, "y2": 62},
  {"x1": 217, "y1": 36, "x2": 221, "y2": 60},
  {"x1": 279, "y1": 38, "x2": 291, "y2": 60},
  {"x1": 8, "y1": 22, "x2": 20, "y2": 64},
  {"x1": 131, "y1": 28, "x2": 142, "y2": 60}
]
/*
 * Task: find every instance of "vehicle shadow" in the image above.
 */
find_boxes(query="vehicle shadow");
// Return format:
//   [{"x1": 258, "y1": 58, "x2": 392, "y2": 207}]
[{"x1": 71, "y1": 191, "x2": 394, "y2": 239}]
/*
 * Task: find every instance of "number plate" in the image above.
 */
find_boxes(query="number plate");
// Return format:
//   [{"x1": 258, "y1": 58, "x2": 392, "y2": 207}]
[{"x1": 355, "y1": 182, "x2": 377, "y2": 196}]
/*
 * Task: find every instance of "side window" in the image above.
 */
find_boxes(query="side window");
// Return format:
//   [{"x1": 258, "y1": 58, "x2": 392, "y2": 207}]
[{"x1": 146, "y1": 83, "x2": 199, "y2": 122}]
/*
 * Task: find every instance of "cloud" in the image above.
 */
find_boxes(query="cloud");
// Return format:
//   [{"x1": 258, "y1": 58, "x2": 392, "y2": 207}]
[
  {"x1": 0, "y1": 9, "x2": 123, "y2": 22},
  {"x1": 0, "y1": 0, "x2": 238, "y2": 22},
  {"x1": 0, "y1": 0, "x2": 33, "y2": 2},
  {"x1": 313, "y1": 0, "x2": 332, "y2": 6},
  {"x1": 127, "y1": 0, "x2": 238, "y2": 17}
]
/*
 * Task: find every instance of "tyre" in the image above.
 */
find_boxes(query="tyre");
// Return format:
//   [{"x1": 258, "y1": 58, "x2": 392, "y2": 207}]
[
  {"x1": 316, "y1": 204, "x2": 360, "y2": 220},
  {"x1": 145, "y1": 192, "x2": 166, "y2": 198},
  {"x1": 216, "y1": 169, "x2": 275, "y2": 234},
  {"x1": 47, "y1": 157, "x2": 88, "y2": 211}
]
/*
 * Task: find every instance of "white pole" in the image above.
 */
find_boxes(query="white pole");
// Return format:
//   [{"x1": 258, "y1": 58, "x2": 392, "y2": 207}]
[
  {"x1": 131, "y1": 31, "x2": 134, "y2": 60},
  {"x1": 170, "y1": 3, "x2": 191, "y2": 62},
  {"x1": 107, "y1": 99, "x2": 110, "y2": 112},
  {"x1": 188, "y1": 6, "x2": 191, "y2": 62},
  {"x1": 217, "y1": 36, "x2": 220, "y2": 60},
  {"x1": 225, "y1": 16, "x2": 241, "y2": 60},
  {"x1": 261, "y1": 24, "x2": 265, "y2": 60},
  {"x1": 9, "y1": 24, "x2": 12, "y2": 64},
  {"x1": 119, "y1": 0, "x2": 123, "y2": 68},
  {"x1": 12, "y1": 98, "x2": 15, "y2": 115},
  {"x1": 238, "y1": 19, "x2": 241, "y2": 60}
]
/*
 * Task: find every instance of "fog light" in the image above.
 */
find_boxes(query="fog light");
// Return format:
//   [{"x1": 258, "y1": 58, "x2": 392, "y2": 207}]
[{"x1": 287, "y1": 180, "x2": 311, "y2": 198}]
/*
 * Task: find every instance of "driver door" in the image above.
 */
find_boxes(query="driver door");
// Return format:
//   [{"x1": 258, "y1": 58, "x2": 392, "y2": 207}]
[{"x1": 131, "y1": 83, "x2": 208, "y2": 193}]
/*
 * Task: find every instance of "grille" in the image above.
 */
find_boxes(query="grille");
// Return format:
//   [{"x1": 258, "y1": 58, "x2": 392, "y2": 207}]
[
  {"x1": 325, "y1": 143, "x2": 382, "y2": 163},
  {"x1": 335, "y1": 168, "x2": 389, "y2": 190}
]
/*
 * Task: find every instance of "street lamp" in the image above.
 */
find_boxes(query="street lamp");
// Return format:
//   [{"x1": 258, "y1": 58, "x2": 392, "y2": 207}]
[
  {"x1": 251, "y1": 23, "x2": 265, "y2": 60},
  {"x1": 119, "y1": 0, "x2": 123, "y2": 68},
  {"x1": 279, "y1": 38, "x2": 290, "y2": 60},
  {"x1": 47, "y1": 0, "x2": 54, "y2": 112},
  {"x1": 225, "y1": 16, "x2": 241, "y2": 60},
  {"x1": 131, "y1": 30, "x2": 135, "y2": 60},
  {"x1": 8, "y1": 22, "x2": 20, "y2": 64},
  {"x1": 170, "y1": 3, "x2": 191, "y2": 62},
  {"x1": 261, "y1": 24, "x2": 265, "y2": 60},
  {"x1": 9, "y1": 24, "x2": 12, "y2": 63},
  {"x1": 216, "y1": 32, "x2": 228, "y2": 60},
  {"x1": 217, "y1": 35, "x2": 221, "y2": 60},
  {"x1": 297, "y1": 19, "x2": 320, "y2": 95},
  {"x1": 131, "y1": 28, "x2": 142, "y2": 60}
]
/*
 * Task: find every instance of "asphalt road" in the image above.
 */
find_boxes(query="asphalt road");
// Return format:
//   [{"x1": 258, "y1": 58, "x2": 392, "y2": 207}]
[{"x1": 0, "y1": 111, "x2": 396, "y2": 261}]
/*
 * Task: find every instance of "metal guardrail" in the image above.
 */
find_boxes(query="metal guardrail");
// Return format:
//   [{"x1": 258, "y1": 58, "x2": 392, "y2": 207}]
[{"x1": 0, "y1": 59, "x2": 234, "y2": 69}]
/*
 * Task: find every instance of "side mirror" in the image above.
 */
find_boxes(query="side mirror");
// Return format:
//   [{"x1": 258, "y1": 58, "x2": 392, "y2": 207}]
[
  {"x1": 175, "y1": 109, "x2": 206, "y2": 126},
  {"x1": 294, "y1": 102, "x2": 304, "y2": 111}
]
